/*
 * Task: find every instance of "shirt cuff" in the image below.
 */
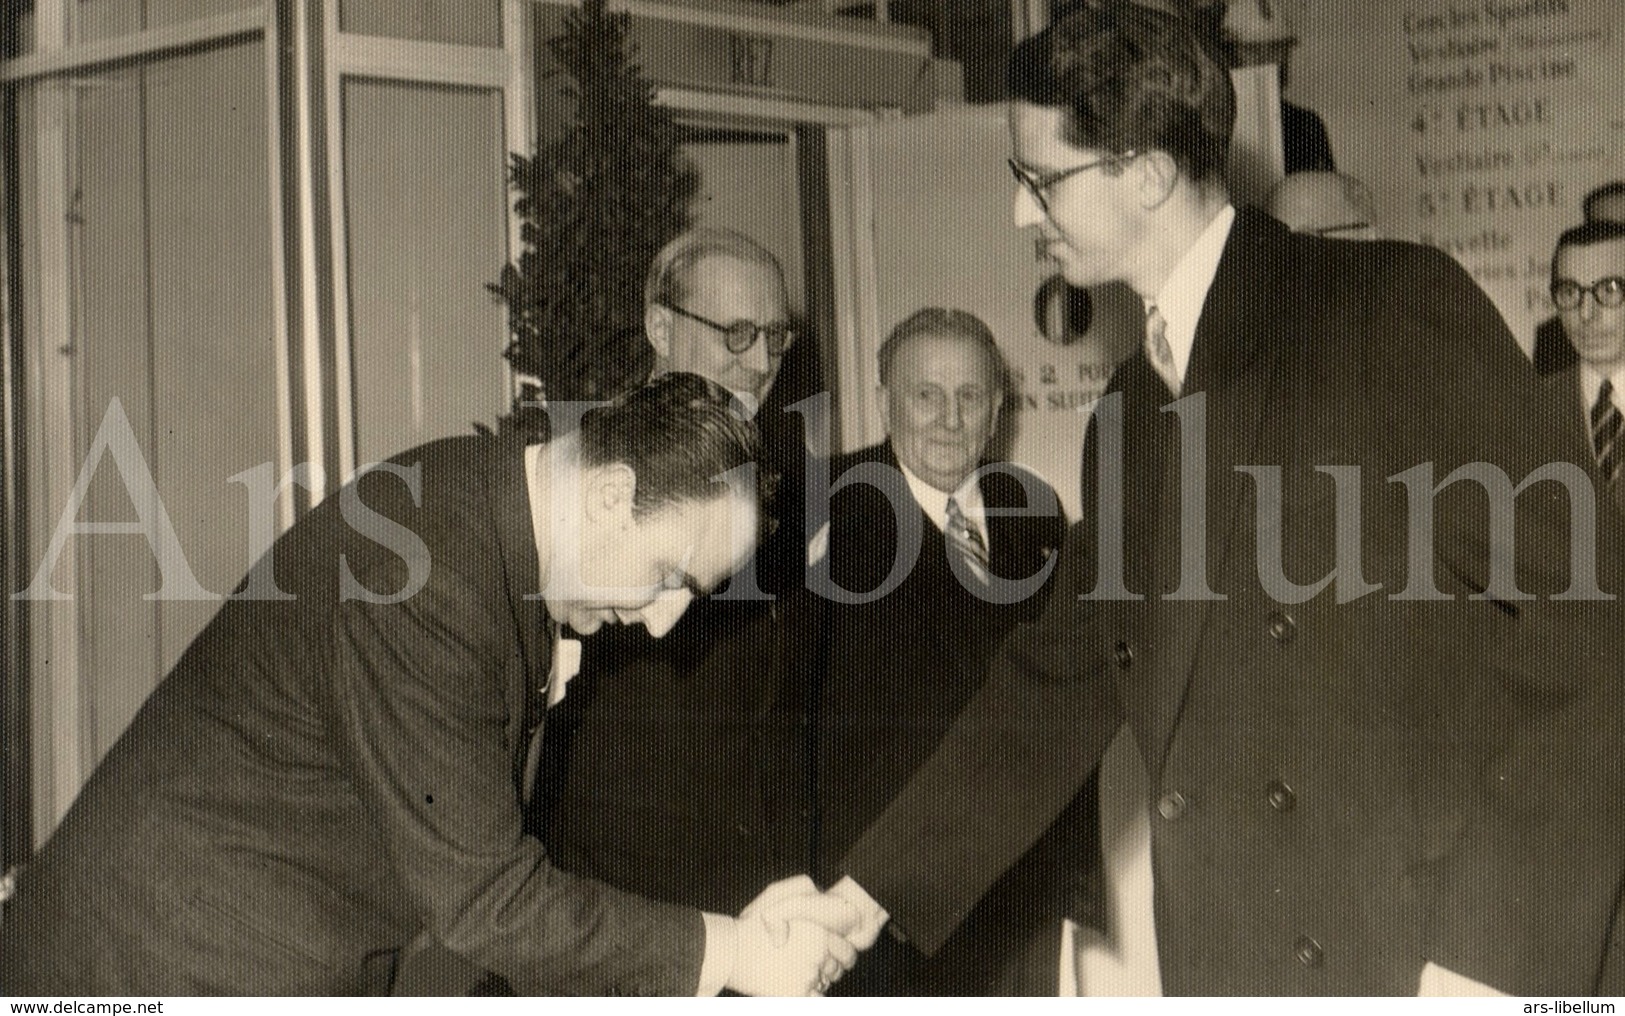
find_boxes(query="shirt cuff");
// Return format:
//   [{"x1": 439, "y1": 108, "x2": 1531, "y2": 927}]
[
  {"x1": 696, "y1": 911, "x2": 737, "y2": 996},
  {"x1": 1417, "y1": 961, "x2": 1509, "y2": 996}
]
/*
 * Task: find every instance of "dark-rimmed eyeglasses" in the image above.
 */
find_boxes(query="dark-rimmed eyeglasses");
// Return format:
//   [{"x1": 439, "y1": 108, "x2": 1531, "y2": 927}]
[
  {"x1": 1008, "y1": 151, "x2": 1137, "y2": 214},
  {"x1": 663, "y1": 302, "x2": 796, "y2": 356},
  {"x1": 1551, "y1": 276, "x2": 1625, "y2": 311},
  {"x1": 1307, "y1": 221, "x2": 1373, "y2": 239}
]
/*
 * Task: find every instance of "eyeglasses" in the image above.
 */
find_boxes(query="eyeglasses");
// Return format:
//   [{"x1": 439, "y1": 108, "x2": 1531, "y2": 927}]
[
  {"x1": 1551, "y1": 276, "x2": 1625, "y2": 311},
  {"x1": 1307, "y1": 221, "x2": 1373, "y2": 239},
  {"x1": 663, "y1": 302, "x2": 796, "y2": 356},
  {"x1": 1008, "y1": 151, "x2": 1137, "y2": 214}
]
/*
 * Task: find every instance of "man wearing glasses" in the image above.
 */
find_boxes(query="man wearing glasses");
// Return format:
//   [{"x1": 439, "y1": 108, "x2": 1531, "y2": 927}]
[
  {"x1": 530, "y1": 227, "x2": 822, "y2": 954},
  {"x1": 644, "y1": 227, "x2": 797, "y2": 413},
  {"x1": 830, "y1": 0, "x2": 1625, "y2": 997},
  {"x1": 1547, "y1": 219, "x2": 1625, "y2": 516}
]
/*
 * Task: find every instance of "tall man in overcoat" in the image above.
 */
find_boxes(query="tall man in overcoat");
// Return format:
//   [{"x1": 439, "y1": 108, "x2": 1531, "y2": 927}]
[{"x1": 832, "y1": 1, "x2": 1625, "y2": 996}]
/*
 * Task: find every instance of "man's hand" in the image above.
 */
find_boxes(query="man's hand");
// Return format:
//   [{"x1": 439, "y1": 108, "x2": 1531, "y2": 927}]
[
  {"x1": 827, "y1": 875, "x2": 889, "y2": 950},
  {"x1": 725, "y1": 875, "x2": 861, "y2": 996}
]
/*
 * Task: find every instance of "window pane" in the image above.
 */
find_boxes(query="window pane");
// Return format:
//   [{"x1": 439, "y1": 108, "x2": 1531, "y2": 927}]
[
  {"x1": 339, "y1": 0, "x2": 500, "y2": 47},
  {"x1": 341, "y1": 78, "x2": 509, "y2": 465},
  {"x1": 72, "y1": 0, "x2": 261, "y2": 44},
  {"x1": 15, "y1": 39, "x2": 279, "y2": 769}
]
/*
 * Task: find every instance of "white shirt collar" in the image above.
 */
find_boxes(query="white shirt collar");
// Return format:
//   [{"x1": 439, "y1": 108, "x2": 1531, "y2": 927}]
[
  {"x1": 1148, "y1": 203, "x2": 1236, "y2": 389},
  {"x1": 524, "y1": 441, "x2": 550, "y2": 590},
  {"x1": 1580, "y1": 363, "x2": 1625, "y2": 413},
  {"x1": 896, "y1": 457, "x2": 986, "y2": 539}
]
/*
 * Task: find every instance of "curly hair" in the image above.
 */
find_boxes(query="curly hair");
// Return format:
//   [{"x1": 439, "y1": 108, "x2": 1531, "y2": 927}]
[{"x1": 1007, "y1": 0, "x2": 1235, "y2": 184}]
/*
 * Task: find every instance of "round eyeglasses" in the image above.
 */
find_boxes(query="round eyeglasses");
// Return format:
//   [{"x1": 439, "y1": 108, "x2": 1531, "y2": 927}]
[
  {"x1": 1551, "y1": 276, "x2": 1625, "y2": 311},
  {"x1": 1008, "y1": 151, "x2": 1137, "y2": 215},
  {"x1": 663, "y1": 302, "x2": 796, "y2": 356}
]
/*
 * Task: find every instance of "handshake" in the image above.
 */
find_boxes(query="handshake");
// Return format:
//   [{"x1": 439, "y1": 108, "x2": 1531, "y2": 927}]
[{"x1": 723, "y1": 875, "x2": 889, "y2": 997}]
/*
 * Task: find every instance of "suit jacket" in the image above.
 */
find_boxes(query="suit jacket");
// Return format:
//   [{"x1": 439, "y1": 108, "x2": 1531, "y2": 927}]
[
  {"x1": 815, "y1": 442, "x2": 1065, "y2": 867},
  {"x1": 534, "y1": 430, "x2": 814, "y2": 917},
  {"x1": 0, "y1": 436, "x2": 702, "y2": 995},
  {"x1": 813, "y1": 442, "x2": 1070, "y2": 994},
  {"x1": 842, "y1": 208, "x2": 1625, "y2": 995},
  {"x1": 1532, "y1": 315, "x2": 1578, "y2": 376},
  {"x1": 1540, "y1": 362, "x2": 1624, "y2": 516}
]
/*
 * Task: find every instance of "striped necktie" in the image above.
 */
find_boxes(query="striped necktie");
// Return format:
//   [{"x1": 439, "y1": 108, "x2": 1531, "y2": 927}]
[
  {"x1": 1592, "y1": 379, "x2": 1623, "y2": 484},
  {"x1": 1144, "y1": 303, "x2": 1180, "y2": 397},
  {"x1": 945, "y1": 495, "x2": 990, "y2": 584}
]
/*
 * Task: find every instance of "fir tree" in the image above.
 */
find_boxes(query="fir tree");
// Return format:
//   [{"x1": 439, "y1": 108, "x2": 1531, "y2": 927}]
[{"x1": 491, "y1": 0, "x2": 699, "y2": 436}]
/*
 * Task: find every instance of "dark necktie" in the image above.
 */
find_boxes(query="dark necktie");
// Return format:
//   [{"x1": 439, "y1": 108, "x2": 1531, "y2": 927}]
[
  {"x1": 1592, "y1": 379, "x2": 1623, "y2": 484},
  {"x1": 521, "y1": 618, "x2": 561, "y2": 806}
]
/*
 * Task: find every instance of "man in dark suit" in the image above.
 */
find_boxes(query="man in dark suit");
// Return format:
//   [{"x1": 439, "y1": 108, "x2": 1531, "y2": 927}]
[
  {"x1": 534, "y1": 229, "x2": 816, "y2": 919},
  {"x1": 829, "y1": 1, "x2": 1625, "y2": 996},
  {"x1": 1542, "y1": 220, "x2": 1625, "y2": 516},
  {"x1": 1, "y1": 375, "x2": 858, "y2": 996},
  {"x1": 1534, "y1": 185, "x2": 1625, "y2": 376},
  {"x1": 811, "y1": 308, "x2": 1071, "y2": 994}
]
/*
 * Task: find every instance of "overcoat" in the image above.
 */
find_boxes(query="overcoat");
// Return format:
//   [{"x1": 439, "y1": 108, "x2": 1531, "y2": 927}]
[{"x1": 842, "y1": 209, "x2": 1625, "y2": 996}]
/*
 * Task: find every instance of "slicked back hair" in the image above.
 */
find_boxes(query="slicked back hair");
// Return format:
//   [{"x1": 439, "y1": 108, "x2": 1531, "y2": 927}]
[
  {"x1": 578, "y1": 372, "x2": 776, "y2": 537},
  {"x1": 644, "y1": 227, "x2": 786, "y2": 311},
  {"x1": 877, "y1": 307, "x2": 1009, "y2": 399},
  {"x1": 1555, "y1": 219, "x2": 1625, "y2": 259}
]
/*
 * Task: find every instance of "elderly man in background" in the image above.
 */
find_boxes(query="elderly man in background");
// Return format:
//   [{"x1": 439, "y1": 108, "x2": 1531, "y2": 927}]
[
  {"x1": 1536, "y1": 184, "x2": 1625, "y2": 374},
  {"x1": 1543, "y1": 219, "x2": 1625, "y2": 515},
  {"x1": 534, "y1": 228, "x2": 820, "y2": 934},
  {"x1": 811, "y1": 308, "x2": 1071, "y2": 994}
]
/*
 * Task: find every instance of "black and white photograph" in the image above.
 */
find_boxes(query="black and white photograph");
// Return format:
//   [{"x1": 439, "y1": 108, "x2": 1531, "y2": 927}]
[{"x1": 1, "y1": 0, "x2": 1623, "y2": 1001}]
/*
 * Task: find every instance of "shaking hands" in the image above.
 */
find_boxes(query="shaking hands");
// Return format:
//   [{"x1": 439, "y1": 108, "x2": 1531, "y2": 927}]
[{"x1": 723, "y1": 874, "x2": 889, "y2": 996}]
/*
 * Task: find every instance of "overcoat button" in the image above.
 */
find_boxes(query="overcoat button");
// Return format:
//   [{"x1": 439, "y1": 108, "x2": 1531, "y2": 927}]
[
  {"x1": 1294, "y1": 936, "x2": 1324, "y2": 967},
  {"x1": 1114, "y1": 641, "x2": 1134, "y2": 668},
  {"x1": 1266, "y1": 780, "x2": 1296, "y2": 812},
  {"x1": 1157, "y1": 791, "x2": 1188, "y2": 820},
  {"x1": 1266, "y1": 611, "x2": 1297, "y2": 643}
]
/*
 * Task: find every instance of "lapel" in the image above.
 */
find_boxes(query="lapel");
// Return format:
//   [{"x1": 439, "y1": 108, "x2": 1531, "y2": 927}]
[
  {"x1": 845, "y1": 443, "x2": 1003, "y2": 683},
  {"x1": 977, "y1": 465, "x2": 1061, "y2": 579},
  {"x1": 1552, "y1": 364, "x2": 1625, "y2": 516},
  {"x1": 1109, "y1": 358, "x2": 1175, "y2": 733},
  {"x1": 1548, "y1": 364, "x2": 1603, "y2": 474},
  {"x1": 1140, "y1": 208, "x2": 1295, "y2": 770},
  {"x1": 482, "y1": 437, "x2": 552, "y2": 751}
]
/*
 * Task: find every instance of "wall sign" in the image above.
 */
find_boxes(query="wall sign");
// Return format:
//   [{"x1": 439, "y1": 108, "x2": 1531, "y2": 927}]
[
  {"x1": 1294, "y1": 0, "x2": 1621, "y2": 349},
  {"x1": 535, "y1": 3, "x2": 936, "y2": 115}
]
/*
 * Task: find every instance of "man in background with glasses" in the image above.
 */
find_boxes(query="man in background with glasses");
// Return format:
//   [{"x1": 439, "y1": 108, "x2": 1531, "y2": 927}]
[
  {"x1": 1536, "y1": 186, "x2": 1625, "y2": 374},
  {"x1": 830, "y1": 0, "x2": 1625, "y2": 997},
  {"x1": 1546, "y1": 219, "x2": 1625, "y2": 517},
  {"x1": 529, "y1": 228, "x2": 823, "y2": 962},
  {"x1": 645, "y1": 227, "x2": 797, "y2": 413}
]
